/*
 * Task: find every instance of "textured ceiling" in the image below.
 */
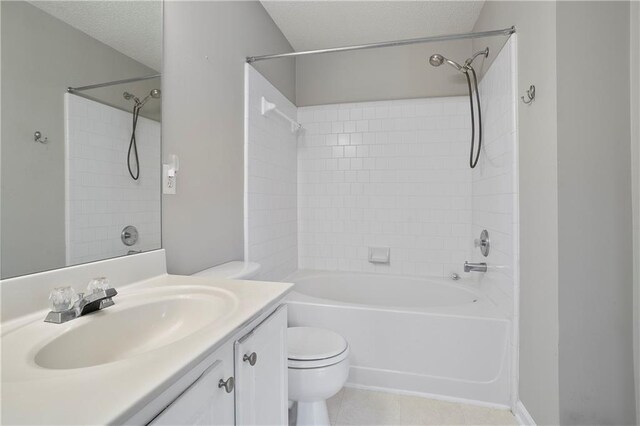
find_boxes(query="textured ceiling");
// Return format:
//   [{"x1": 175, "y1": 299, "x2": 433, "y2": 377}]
[
  {"x1": 261, "y1": 1, "x2": 485, "y2": 51},
  {"x1": 29, "y1": 1, "x2": 161, "y2": 71}
]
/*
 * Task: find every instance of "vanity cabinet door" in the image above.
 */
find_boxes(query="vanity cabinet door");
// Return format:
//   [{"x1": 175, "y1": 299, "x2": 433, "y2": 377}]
[
  {"x1": 234, "y1": 305, "x2": 288, "y2": 425},
  {"x1": 149, "y1": 350, "x2": 235, "y2": 426}
]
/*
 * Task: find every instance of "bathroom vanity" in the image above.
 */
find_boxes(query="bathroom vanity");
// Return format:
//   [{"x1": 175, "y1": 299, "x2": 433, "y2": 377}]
[
  {"x1": 131, "y1": 302, "x2": 289, "y2": 425},
  {"x1": 1, "y1": 250, "x2": 292, "y2": 425}
]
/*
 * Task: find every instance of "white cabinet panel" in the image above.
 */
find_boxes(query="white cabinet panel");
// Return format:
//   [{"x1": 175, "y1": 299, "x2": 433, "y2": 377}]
[
  {"x1": 234, "y1": 305, "x2": 288, "y2": 425},
  {"x1": 135, "y1": 303, "x2": 288, "y2": 426},
  {"x1": 149, "y1": 347, "x2": 235, "y2": 426}
]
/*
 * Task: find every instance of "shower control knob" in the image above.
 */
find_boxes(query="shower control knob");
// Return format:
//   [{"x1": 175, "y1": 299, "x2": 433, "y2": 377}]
[
  {"x1": 474, "y1": 229, "x2": 490, "y2": 257},
  {"x1": 121, "y1": 225, "x2": 139, "y2": 246}
]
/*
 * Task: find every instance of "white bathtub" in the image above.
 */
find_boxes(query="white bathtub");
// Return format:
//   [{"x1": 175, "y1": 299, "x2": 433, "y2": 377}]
[{"x1": 285, "y1": 270, "x2": 511, "y2": 407}]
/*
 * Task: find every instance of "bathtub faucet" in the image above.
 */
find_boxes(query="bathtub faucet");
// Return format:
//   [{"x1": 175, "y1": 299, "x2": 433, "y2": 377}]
[{"x1": 464, "y1": 261, "x2": 487, "y2": 273}]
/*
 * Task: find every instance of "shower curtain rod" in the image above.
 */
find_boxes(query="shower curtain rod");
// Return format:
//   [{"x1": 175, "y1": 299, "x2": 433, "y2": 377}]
[
  {"x1": 247, "y1": 26, "x2": 515, "y2": 63},
  {"x1": 67, "y1": 74, "x2": 161, "y2": 93}
]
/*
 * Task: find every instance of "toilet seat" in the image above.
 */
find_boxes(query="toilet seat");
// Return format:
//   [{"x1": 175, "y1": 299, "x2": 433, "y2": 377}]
[{"x1": 288, "y1": 327, "x2": 349, "y2": 369}]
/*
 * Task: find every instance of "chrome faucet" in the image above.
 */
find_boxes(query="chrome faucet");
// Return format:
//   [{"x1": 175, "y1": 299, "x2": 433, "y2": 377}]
[
  {"x1": 45, "y1": 287, "x2": 117, "y2": 324},
  {"x1": 464, "y1": 261, "x2": 487, "y2": 273}
]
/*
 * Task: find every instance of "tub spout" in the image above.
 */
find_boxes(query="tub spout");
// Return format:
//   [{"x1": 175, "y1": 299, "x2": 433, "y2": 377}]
[{"x1": 464, "y1": 261, "x2": 487, "y2": 273}]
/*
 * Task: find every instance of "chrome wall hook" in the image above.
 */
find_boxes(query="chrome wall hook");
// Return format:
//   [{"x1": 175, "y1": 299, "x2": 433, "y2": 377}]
[
  {"x1": 521, "y1": 85, "x2": 535, "y2": 104},
  {"x1": 34, "y1": 131, "x2": 48, "y2": 144}
]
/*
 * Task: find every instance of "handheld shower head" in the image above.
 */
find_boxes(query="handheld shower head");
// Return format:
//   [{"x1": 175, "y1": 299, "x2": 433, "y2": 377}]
[
  {"x1": 428, "y1": 54, "x2": 464, "y2": 72},
  {"x1": 428, "y1": 49, "x2": 488, "y2": 169},
  {"x1": 429, "y1": 54, "x2": 445, "y2": 67},
  {"x1": 138, "y1": 89, "x2": 161, "y2": 106},
  {"x1": 124, "y1": 89, "x2": 161, "y2": 108}
]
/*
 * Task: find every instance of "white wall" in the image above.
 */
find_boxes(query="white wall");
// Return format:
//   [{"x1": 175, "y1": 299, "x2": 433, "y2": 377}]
[
  {"x1": 556, "y1": 2, "x2": 635, "y2": 424},
  {"x1": 65, "y1": 94, "x2": 161, "y2": 266},
  {"x1": 296, "y1": 39, "x2": 472, "y2": 107},
  {"x1": 244, "y1": 65, "x2": 297, "y2": 281},
  {"x1": 297, "y1": 97, "x2": 472, "y2": 278},
  {"x1": 162, "y1": 1, "x2": 296, "y2": 275}
]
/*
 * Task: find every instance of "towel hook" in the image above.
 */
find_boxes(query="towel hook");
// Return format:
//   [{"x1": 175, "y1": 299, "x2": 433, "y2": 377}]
[
  {"x1": 521, "y1": 85, "x2": 535, "y2": 105},
  {"x1": 34, "y1": 131, "x2": 48, "y2": 144}
]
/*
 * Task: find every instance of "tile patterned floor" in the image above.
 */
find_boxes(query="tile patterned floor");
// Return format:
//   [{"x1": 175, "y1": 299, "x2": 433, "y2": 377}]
[{"x1": 324, "y1": 388, "x2": 518, "y2": 426}]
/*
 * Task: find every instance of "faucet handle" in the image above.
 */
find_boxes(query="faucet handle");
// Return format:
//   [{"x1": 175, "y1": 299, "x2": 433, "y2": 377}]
[
  {"x1": 474, "y1": 230, "x2": 491, "y2": 257},
  {"x1": 48, "y1": 287, "x2": 78, "y2": 312},
  {"x1": 87, "y1": 277, "x2": 110, "y2": 294}
]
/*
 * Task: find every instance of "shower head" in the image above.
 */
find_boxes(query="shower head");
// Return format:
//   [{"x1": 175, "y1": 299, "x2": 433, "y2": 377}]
[
  {"x1": 429, "y1": 54, "x2": 444, "y2": 67},
  {"x1": 139, "y1": 89, "x2": 161, "y2": 107},
  {"x1": 124, "y1": 89, "x2": 161, "y2": 108},
  {"x1": 464, "y1": 47, "x2": 490, "y2": 68},
  {"x1": 428, "y1": 49, "x2": 487, "y2": 169},
  {"x1": 428, "y1": 54, "x2": 464, "y2": 72}
]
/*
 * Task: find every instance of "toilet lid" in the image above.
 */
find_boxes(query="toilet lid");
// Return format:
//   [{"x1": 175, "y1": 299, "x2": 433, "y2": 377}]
[{"x1": 288, "y1": 327, "x2": 348, "y2": 361}]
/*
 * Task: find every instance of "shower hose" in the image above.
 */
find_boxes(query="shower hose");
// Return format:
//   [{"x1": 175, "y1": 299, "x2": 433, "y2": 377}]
[
  {"x1": 464, "y1": 66, "x2": 482, "y2": 169},
  {"x1": 127, "y1": 104, "x2": 141, "y2": 180}
]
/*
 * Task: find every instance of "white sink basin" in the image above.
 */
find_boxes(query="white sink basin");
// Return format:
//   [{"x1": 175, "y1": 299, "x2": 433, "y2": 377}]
[{"x1": 5, "y1": 286, "x2": 238, "y2": 371}]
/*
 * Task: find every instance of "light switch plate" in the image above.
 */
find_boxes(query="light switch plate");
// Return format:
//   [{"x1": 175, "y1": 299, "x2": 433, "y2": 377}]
[{"x1": 163, "y1": 164, "x2": 176, "y2": 194}]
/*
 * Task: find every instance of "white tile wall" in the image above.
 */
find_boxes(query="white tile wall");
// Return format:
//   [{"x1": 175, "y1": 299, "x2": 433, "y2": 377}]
[
  {"x1": 244, "y1": 42, "x2": 517, "y2": 315},
  {"x1": 470, "y1": 37, "x2": 518, "y2": 316},
  {"x1": 297, "y1": 97, "x2": 473, "y2": 278},
  {"x1": 244, "y1": 65, "x2": 298, "y2": 281},
  {"x1": 65, "y1": 94, "x2": 161, "y2": 266}
]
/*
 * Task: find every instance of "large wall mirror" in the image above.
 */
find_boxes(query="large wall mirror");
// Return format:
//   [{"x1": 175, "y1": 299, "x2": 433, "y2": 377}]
[{"x1": 1, "y1": 1, "x2": 163, "y2": 279}]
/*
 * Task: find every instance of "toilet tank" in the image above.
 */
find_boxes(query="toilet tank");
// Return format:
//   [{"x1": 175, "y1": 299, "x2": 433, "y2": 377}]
[{"x1": 192, "y1": 261, "x2": 261, "y2": 280}]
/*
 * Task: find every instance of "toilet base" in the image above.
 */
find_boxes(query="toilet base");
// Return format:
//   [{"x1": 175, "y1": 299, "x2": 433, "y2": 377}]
[{"x1": 296, "y1": 401, "x2": 330, "y2": 426}]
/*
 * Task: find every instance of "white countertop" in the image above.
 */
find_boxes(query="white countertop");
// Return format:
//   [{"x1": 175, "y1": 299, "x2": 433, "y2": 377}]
[{"x1": 1, "y1": 273, "x2": 293, "y2": 425}]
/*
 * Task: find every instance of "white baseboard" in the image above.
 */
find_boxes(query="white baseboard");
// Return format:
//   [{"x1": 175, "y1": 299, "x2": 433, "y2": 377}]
[{"x1": 514, "y1": 400, "x2": 536, "y2": 426}]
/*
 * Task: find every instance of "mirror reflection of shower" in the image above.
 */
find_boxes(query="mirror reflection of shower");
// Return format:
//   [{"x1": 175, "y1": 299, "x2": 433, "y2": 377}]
[
  {"x1": 429, "y1": 48, "x2": 488, "y2": 169},
  {"x1": 123, "y1": 89, "x2": 161, "y2": 180}
]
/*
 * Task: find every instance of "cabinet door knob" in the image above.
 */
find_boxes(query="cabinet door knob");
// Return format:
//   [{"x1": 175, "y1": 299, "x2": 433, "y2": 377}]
[
  {"x1": 218, "y1": 376, "x2": 234, "y2": 393},
  {"x1": 243, "y1": 352, "x2": 258, "y2": 366}
]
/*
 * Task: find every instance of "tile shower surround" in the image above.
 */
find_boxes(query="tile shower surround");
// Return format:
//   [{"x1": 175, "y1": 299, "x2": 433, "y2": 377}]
[
  {"x1": 246, "y1": 39, "x2": 517, "y2": 315},
  {"x1": 297, "y1": 97, "x2": 473, "y2": 278},
  {"x1": 471, "y1": 37, "x2": 518, "y2": 316},
  {"x1": 245, "y1": 65, "x2": 298, "y2": 281},
  {"x1": 65, "y1": 94, "x2": 161, "y2": 266}
]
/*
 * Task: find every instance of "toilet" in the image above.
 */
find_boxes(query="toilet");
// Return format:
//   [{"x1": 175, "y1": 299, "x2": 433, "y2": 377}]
[
  {"x1": 288, "y1": 327, "x2": 350, "y2": 426},
  {"x1": 192, "y1": 260, "x2": 261, "y2": 279}
]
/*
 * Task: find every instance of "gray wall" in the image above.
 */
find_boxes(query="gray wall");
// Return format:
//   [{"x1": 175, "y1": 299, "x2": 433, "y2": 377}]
[
  {"x1": 475, "y1": 2, "x2": 637, "y2": 424},
  {"x1": 631, "y1": 2, "x2": 640, "y2": 421},
  {"x1": 473, "y1": 2, "x2": 560, "y2": 424},
  {"x1": 295, "y1": 39, "x2": 471, "y2": 106},
  {"x1": 557, "y1": 2, "x2": 635, "y2": 424},
  {"x1": 0, "y1": 1, "x2": 158, "y2": 278},
  {"x1": 162, "y1": 1, "x2": 295, "y2": 275}
]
